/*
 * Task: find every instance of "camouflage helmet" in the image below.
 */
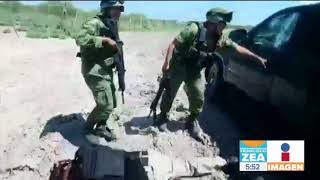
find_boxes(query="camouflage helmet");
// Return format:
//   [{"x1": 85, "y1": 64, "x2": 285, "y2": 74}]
[
  {"x1": 206, "y1": 8, "x2": 233, "y2": 24},
  {"x1": 100, "y1": 0, "x2": 124, "y2": 12}
]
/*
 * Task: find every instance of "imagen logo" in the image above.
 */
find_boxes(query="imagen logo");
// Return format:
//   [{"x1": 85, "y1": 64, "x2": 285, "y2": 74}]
[
  {"x1": 281, "y1": 143, "x2": 290, "y2": 161},
  {"x1": 267, "y1": 141, "x2": 304, "y2": 171}
]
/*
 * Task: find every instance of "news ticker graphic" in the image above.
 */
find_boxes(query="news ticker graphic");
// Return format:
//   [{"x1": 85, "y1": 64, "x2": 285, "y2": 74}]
[{"x1": 240, "y1": 140, "x2": 304, "y2": 171}]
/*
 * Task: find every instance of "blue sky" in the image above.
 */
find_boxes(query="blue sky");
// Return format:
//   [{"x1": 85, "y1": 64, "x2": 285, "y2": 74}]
[{"x1": 20, "y1": 1, "x2": 318, "y2": 25}]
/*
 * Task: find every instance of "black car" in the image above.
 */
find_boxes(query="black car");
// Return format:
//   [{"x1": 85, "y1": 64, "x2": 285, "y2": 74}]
[{"x1": 207, "y1": 3, "x2": 319, "y2": 134}]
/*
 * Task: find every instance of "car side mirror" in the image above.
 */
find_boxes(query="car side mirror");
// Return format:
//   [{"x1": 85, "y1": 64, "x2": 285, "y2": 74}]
[
  {"x1": 252, "y1": 39, "x2": 275, "y2": 51},
  {"x1": 228, "y1": 29, "x2": 248, "y2": 45}
]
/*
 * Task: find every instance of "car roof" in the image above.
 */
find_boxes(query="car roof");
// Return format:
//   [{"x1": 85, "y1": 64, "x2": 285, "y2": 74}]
[
  {"x1": 251, "y1": 3, "x2": 319, "y2": 32},
  {"x1": 275, "y1": 3, "x2": 320, "y2": 14}
]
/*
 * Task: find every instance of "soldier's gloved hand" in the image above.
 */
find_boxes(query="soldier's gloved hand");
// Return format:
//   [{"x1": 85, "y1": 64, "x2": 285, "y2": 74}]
[
  {"x1": 198, "y1": 51, "x2": 209, "y2": 68},
  {"x1": 258, "y1": 57, "x2": 267, "y2": 69},
  {"x1": 199, "y1": 51, "x2": 208, "y2": 59},
  {"x1": 161, "y1": 63, "x2": 170, "y2": 74},
  {"x1": 189, "y1": 47, "x2": 199, "y2": 58},
  {"x1": 102, "y1": 37, "x2": 118, "y2": 53}
]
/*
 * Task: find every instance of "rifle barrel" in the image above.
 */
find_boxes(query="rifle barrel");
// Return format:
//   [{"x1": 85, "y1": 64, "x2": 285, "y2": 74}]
[{"x1": 122, "y1": 91, "x2": 125, "y2": 104}]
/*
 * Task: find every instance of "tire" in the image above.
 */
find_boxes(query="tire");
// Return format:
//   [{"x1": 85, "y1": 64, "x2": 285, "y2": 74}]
[{"x1": 204, "y1": 53, "x2": 224, "y2": 101}]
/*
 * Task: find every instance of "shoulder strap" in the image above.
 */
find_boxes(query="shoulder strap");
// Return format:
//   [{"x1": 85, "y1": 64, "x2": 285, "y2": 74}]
[
  {"x1": 187, "y1": 21, "x2": 202, "y2": 39},
  {"x1": 95, "y1": 15, "x2": 120, "y2": 41},
  {"x1": 191, "y1": 21, "x2": 207, "y2": 50}
]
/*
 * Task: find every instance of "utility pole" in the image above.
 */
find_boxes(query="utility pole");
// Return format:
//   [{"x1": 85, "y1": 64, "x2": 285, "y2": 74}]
[
  {"x1": 47, "y1": 1, "x2": 50, "y2": 37},
  {"x1": 62, "y1": 1, "x2": 67, "y2": 33},
  {"x1": 129, "y1": 16, "x2": 131, "y2": 31},
  {"x1": 73, "y1": 9, "x2": 78, "y2": 30},
  {"x1": 140, "y1": 15, "x2": 142, "y2": 29}
]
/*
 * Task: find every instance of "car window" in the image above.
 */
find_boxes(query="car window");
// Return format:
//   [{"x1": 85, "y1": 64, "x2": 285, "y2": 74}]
[{"x1": 253, "y1": 12, "x2": 300, "y2": 49}]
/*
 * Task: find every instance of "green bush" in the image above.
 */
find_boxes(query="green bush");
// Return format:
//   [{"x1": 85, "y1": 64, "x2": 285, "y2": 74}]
[
  {"x1": 37, "y1": 2, "x2": 77, "y2": 17},
  {"x1": 1, "y1": 2, "x2": 186, "y2": 39},
  {"x1": 26, "y1": 27, "x2": 49, "y2": 39},
  {"x1": 26, "y1": 31, "x2": 48, "y2": 39},
  {"x1": 16, "y1": 26, "x2": 28, "y2": 32},
  {"x1": 49, "y1": 28, "x2": 67, "y2": 39},
  {"x1": 0, "y1": 6, "x2": 12, "y2": 26},
  {"x1": 2, "y1": 28, "x2": 11, "y2": 34}
]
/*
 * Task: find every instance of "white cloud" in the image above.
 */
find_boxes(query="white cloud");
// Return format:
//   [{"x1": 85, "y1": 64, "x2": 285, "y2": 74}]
[{"x1": 299, "y1": 1, "x2": 319, "y2": 5}]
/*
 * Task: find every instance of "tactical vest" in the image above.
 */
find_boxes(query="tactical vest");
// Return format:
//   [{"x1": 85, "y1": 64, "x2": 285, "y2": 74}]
[
  {"x1": 174, "y1": 21, "x2": 219, "y2": 63},
  {"x1": 77, "y1": 16, "x2": 123, "y2": 66},
  {"x1": 96, "y1": 15, "x2": 119, "y2": 42},
  {"x1": 174, "y1": 22, "x2": 209, "y2": 65},
  {"x1": 95, "y1": 15, "x2": 124, "y2": 68},
  {"x1": 190, "y1": 21, "x2": 220, "y2": 54},
  {"x1": 96, "y1": 15, "x2": 126, "y2": 92},
  {"x1": 173, "y1": 22, "x2": 222, "y2": 70},
  {"x1": 191, "y1": 21, "x2": 208, "y2": 53}
]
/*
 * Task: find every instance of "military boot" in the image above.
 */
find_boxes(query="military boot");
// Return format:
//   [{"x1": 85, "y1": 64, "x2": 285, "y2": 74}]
[
  {"x1": 186, "y1": 119, "x2": 201, "y2": 136},
  {"x1": 84, "y1": 114, "x2": 98, "y2": 133},
  {"x1": 185, "y1": 117, "x2": 210, "y2": 145},
  {"x1": 153, "y1": 112, "x2": 170, "y2": 132},
  {"x1": 94, "y1": 122, "x2": 117, "y2": 142},
  {"x1": 84, "y1": 119, "x2": 96, "y2": 133}
]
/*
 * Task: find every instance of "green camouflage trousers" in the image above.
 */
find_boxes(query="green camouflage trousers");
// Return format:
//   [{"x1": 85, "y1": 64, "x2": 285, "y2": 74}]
[
  {"x1": 160, "y1": 58, "x2": 205, "y2": 121},
  {"x1": 83, "y1": 73, "x2": 119, "y2": 131}
]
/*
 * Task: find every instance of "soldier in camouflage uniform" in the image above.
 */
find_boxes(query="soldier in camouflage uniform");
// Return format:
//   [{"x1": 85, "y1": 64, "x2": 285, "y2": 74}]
[
  {"x1": 155, "y1": 8, "x2": 267, "y2": 142},
  {"x1": 75, "y1": 0, "x2": 125, "y2": 142}
]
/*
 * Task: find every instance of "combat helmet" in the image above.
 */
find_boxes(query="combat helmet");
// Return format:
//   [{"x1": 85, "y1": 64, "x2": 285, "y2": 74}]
[
  {"x1": 206, "y1": 8, "x2": 233, "y2": 24},
  {"x1": 100, "y1": 0, "x2": 124, "y2": 12}
]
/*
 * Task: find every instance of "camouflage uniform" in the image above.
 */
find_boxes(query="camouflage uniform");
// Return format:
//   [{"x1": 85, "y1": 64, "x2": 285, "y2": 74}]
[
  {"x1": 159, "y1": 8, "x2": 238, "y2": 126},
  {"x1": 75, "y1": 1, "x2": 124, "y2": 139}
]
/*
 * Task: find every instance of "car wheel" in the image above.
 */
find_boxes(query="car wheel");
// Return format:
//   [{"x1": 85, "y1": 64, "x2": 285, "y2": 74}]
[{"x1": 205, "y1": 53, "x2": 224, "y2": 100}]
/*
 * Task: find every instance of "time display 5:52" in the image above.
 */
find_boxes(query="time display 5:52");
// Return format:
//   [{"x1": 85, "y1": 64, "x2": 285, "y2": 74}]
[{"x1": 246, "y1": 163, "x2": 261, "y2": 170}]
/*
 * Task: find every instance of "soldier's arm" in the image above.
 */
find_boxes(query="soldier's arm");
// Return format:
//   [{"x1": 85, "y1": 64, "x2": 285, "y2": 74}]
[
  {"x1": 233, "y1": 43, "x2": 267, "y2": 69},
  {"x1": 75, "y1": 20, "x2": 118, "y2": 53},
  {"x1": 162, "y1": 39, "x2": 177, "y2": 73},
  {"x1": 162, "y1": 23, "x2": 198, "y2": 73},
  {"x1": 220, "y1": 36, "x2": 267, "y2": 69}
]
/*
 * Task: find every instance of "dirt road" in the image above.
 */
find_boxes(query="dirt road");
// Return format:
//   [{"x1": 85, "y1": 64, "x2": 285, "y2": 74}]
[
  {"x1": 0, "y1": 27, "x2": 309, "y2": 180},
  {"x1": 0, "y1": 28, "x2": 228, "y2": 180}
]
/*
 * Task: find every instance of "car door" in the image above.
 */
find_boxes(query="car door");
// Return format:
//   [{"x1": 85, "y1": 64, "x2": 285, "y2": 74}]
[
  {"x1": 268, "y1": 7, "x2": 319, "y2": 123},
  {"x1": 253, "y1": 11, "x2": 303, "y2": 108},
  {"x1": 226, "y1": 10, "x2": 301, "y2": 104}
]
